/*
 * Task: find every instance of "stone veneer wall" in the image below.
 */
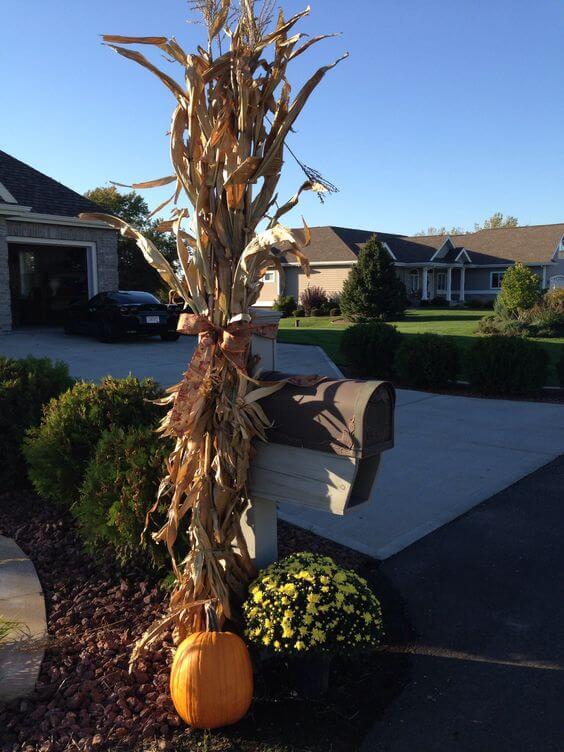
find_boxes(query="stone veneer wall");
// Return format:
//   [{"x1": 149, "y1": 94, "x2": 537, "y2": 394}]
[
  {"x1": 0, "y1": 217, "x2": 10, "y2": 331},
  {"x1": 0, "y1": 221, "x2": 119, "y2": 332}
]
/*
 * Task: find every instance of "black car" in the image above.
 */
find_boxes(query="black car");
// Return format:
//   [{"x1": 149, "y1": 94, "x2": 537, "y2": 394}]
[{"x1": 64, "y1": 290, "x2": 181, "y2": 342}]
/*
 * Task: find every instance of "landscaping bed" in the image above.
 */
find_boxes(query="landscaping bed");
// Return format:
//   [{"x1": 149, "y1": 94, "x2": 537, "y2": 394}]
[
  {"x1": 0, "y1": 492, "x2": 410, "y2": 752},
  {"x1": 278, "y1": 309, "x2": 564, "y2": 389}
]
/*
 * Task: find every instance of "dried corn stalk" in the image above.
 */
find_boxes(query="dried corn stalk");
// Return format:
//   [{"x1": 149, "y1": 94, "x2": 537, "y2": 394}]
[{"x1": 80, "y1": 1, "x2": 346, "y2": 662}]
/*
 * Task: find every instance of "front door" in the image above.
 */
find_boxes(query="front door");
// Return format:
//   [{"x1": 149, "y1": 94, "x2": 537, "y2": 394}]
[{"x1": 8, "y1": 244, "x2": 89, "y2": 326}]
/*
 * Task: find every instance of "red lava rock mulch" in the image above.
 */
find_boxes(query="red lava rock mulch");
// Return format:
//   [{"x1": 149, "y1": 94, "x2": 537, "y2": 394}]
[
  {"x1": 0, "y1": 492, "x2": 181, "y2": 752},
  {"x1": 0, "y1": 492, "x2": 411, "y2": 752}
]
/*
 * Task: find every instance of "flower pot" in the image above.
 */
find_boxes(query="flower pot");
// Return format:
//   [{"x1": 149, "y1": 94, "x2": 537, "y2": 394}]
[{"x1": 290, "y1": 652, "x2": 332, "y2": 699}]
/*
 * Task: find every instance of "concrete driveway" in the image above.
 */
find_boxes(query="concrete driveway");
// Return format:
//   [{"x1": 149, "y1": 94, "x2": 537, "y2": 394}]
[{"x1": 2, "y1": 328, "x2": 563, "y2": 559}]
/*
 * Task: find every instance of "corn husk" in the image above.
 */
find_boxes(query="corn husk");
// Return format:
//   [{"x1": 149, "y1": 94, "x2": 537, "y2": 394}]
[{"x1": 80, "y1": 3, "x2": 345, "y2": 664}]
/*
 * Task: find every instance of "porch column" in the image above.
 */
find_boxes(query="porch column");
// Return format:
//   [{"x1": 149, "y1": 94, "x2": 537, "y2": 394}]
[
  {"x1": 460, "y1": 265, "x2": 466, "y2": 303},
  {"x1": 421, "y1": 267, "x2": 429, "y2": 301},
  {"x1": 446, "y1": 267, "x2": 452, "y2": 303}
]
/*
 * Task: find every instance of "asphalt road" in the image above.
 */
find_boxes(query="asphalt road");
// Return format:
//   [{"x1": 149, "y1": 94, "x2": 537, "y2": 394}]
[{"x1": 362, "y1": 455, "x2": 564, "y2": 752}]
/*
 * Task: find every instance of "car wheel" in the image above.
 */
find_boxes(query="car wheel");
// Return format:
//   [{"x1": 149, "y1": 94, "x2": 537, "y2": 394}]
[{"x1": 161, "y1": 333, "x2": 180, "y2": 342}]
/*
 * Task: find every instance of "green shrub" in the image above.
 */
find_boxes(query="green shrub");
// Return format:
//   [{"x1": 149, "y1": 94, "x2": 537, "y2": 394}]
[
  {"x1": 497, "y1": 262, "x2": 542, "y2": 315},
  {"x1": 329, "y1": 307, "x2": 341, "y2": 317},
  {"x1": 467, "y1": 336, "x2": 548, "y2": 395},
  {"x1": 75, "y1": 426, "x2": 175, "y2": 569},
  {"x1": 395, "y1": 334, "x2": 459, "y2": 388},
  {"x1": 340, "y1": 322, "x2": 401, "y2": 378},
  {"x1": 557, "y1": 348, "x2": 564, "y2": 387},
  {"x1": 310, "y1": 307, "x2": 322, "y2": 317},
  {"x1": 429, "y1": 296, "x2": 448, "y2": 307},
  {"x1": 24, "y1": 376, "x2": 163, "y2": 506},
  {"x1": 273, "y1": 295, "x2": 297, "y2": 318},
  {"x1": 293, "y1": 308, "x2": 305, "y2": 318},
  {"x1": 477, "y1": 316, "x2": 529, "y2": 337},
  {"x1": 341, "y1": 236, "x2": 408, "y2": 321},
  {"x1": 0, "y1": 357, "x2": 74, "y2": 490},
  {"x1": 521, "y1": 304, "x2": 564, "y2": 338}
]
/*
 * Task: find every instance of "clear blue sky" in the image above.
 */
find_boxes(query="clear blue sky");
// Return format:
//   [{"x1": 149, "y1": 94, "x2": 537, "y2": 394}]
[{"x1": 1, "y1": 0, "x2": 563, "y2": 234}]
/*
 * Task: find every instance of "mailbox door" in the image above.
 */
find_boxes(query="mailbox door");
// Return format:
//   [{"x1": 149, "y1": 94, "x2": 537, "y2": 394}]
[{"x1": 249, "y1": 443, "x2": 358, "y2": 516}]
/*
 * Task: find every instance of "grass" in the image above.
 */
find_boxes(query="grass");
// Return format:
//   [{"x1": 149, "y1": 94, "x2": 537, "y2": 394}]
[
  {"x1": 0, "y1": 617, "x2": 21, "y2": 642},
  {"x1": 278, "y1": 308, "x2": 564, "y2": 386}
]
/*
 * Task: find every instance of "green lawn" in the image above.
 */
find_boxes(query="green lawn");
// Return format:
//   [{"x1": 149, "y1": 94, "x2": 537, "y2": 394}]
[{"x1": 277, "y1": 308, "x2": 564, "y2": 386}]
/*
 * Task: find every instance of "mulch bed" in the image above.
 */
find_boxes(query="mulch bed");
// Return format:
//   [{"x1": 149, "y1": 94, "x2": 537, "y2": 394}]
[{"x1": 0, "y1": 492, "x2": 411, "y2": 752}]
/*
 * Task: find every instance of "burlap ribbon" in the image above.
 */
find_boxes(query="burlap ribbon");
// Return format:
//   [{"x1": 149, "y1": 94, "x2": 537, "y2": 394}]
[
  {"x1": 169, "y1": 313, "x2": 278, "y2": 437},
  {"x1": 169, "y1": 312, "x2": 324, "y2": 438}
]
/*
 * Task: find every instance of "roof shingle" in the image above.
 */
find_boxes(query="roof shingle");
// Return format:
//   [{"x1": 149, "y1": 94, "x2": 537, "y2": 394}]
[{"x1": 0, "y1": 150, "x2": 103, "y2": 218}]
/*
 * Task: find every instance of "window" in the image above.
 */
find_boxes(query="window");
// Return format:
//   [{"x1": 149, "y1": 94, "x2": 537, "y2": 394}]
[
  {"x1": 436, "y1": 271, "x2": 447, "y2": 292},
  {"x1": 409, "y1": 269, "x2": 419, "y2": 293},
  {"x1": 490, "y1": 271, "x2": 504, "y2": 289},
  {"x1": 264, "y1": 270, "x2": 276, "y2": 283}
]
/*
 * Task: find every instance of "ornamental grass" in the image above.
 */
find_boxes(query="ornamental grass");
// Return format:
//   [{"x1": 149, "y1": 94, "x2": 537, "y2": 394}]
[{"x1": 243, "y1": 552, "x2": 383, "y2": 654}]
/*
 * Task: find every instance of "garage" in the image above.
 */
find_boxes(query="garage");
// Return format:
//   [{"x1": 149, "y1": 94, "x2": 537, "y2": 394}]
[{"x1": 0, "y1": 149, "x2": 118, "y2": 332}]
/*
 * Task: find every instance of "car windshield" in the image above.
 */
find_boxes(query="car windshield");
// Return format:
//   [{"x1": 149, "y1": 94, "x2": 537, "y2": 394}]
[{"x1": 107, "y1": 292, "x2": 161, "y2": 305}]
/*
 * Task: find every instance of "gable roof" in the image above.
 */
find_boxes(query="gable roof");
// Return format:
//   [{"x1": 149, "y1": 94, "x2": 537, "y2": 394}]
[
  {"x1": 274, "y1": 223, "x2": 564, "y2": 267},
  {"x1": 0, "y1": 150, "x2": 103, "y2": 218},
  {"x1": 274, "y1": 226, "x2": 442, "y2": 264},
  {"x1": 452, "y1": 224, "x2": 564, "y2": 264}
]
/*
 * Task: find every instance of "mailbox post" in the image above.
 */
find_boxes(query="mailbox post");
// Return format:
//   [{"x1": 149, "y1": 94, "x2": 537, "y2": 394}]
[{"x1": 240, "y1": 309, "x2": 396, "y2": 569}]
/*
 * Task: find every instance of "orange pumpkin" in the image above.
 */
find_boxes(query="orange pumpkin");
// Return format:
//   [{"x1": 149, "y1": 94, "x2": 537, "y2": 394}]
[{"x1": 170, "y1": 604, "x2": 253, "y2": 729}]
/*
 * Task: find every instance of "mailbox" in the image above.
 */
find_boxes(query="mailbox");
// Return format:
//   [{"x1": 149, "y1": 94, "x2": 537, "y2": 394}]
[
  {"x1": 248, "y1": 375, "x2": 395, "y2": 516},
  {"x1": 239, "y1": 316, "x2": 395, "y2": 569}
]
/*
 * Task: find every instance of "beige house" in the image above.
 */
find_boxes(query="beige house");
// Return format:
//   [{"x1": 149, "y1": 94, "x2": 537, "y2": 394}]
[{"x1": 256, "y1": 224, "x2": 564, "y2": 307}]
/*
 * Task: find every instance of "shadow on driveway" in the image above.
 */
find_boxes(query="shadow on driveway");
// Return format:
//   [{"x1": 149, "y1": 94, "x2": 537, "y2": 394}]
[{"x1": 362, "y1": 455, "x2": 564, "y2": 752}]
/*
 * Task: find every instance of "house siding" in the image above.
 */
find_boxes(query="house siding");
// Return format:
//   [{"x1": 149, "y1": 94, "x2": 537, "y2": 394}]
[{"x1": 259, "y1": 277, "x2": 278, "y2": 304}]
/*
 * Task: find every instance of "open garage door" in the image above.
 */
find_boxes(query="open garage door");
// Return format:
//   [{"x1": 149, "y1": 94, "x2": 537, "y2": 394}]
[{"x1": 8, "y1": 243, "x2": 89, "y2": 326}]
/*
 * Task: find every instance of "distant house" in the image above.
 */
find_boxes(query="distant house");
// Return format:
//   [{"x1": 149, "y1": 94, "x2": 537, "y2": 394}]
[
  {"x1": 257, "y1": 224, "x2": 564, "y2": 307},
  {"x1": 0, "y1": 150, "x2": 118, "y2": 332}
]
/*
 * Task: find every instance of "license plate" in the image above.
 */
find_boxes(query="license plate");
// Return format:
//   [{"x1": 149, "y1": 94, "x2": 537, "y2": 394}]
[{"x1": 145, "y1": 316, "x2": 160, "y2": 324}]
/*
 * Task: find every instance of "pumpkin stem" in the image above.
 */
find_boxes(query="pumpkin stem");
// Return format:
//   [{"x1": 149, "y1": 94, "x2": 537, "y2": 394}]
[{"x1": 205, "y1": 601, "x2": 220, "y2": 632}]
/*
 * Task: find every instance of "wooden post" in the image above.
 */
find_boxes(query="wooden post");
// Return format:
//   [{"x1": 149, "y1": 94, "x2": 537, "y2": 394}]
[{"x1": 239, "y1": 308, "x2": 283, "y2": 569}]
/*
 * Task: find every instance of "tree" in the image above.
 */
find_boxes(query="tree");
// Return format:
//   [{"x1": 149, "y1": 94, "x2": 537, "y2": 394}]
[
  {"x1": 497, "y1": 262, "x2": 542, "y2": 316},
  {"x1": 417, "y1": 214, "x2": 519, "y2": 237},
  {"x1": 341, "y1": 236, "x2": 408, "y2": 321},
  {"x1": 84, "y1": 186, "x2": 176, "y2": 296},
  {"x1": 475, "y1": 213, "x2": 519, "y2": 231}
]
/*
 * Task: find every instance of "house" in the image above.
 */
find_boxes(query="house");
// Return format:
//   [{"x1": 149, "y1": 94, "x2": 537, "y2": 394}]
[
  {"x1": 257, "y1": 224, "x2": 564, "y2": 307},
  {"x1": 0, "y1": 150, "x2": 118, "y2": 332}
]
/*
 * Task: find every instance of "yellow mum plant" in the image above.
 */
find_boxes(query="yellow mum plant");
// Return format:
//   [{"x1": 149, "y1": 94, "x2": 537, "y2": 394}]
[{"x1": 243, "y1": 552, "x2": 383, "y2": 654}]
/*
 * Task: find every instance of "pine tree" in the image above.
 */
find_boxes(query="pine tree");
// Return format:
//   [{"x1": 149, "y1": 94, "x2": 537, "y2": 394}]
[{"x1": 341, "y1": 235, "x2": 408, "y2": 320}]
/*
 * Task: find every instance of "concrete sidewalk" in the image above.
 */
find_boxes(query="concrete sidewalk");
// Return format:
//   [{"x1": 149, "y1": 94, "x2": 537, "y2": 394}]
[
  {"x1": 0, "y1": 536, "x2": 46, "y2": 701},
  {"x1": 2, "y1": 329, "x2": 563, "y2": 559},
  {"x1": 280, "y1": 388, "x2": 564, "y2": 558},
  {"x1": 362, "y1": 456, "x2": 564, "y2": 752}
]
